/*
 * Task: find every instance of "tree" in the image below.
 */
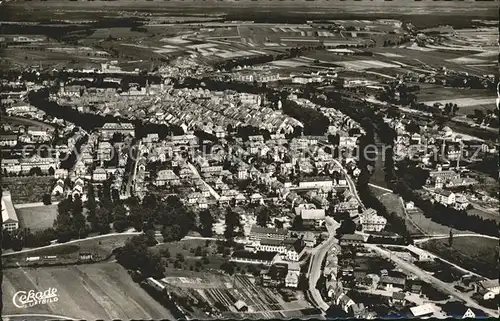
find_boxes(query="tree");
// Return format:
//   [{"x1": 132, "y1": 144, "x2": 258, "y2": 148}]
[
  {"x1": 86, "y1": 184, "x2": 98, "y2": 231},
  {"x1": 337, "y1": 217, "x2": 356, "y2": 236},
  {"x1": 42, "y1": 193, "x2": 52, "y2": 205},
  {"x1": 256, "y1": 207, "x2": 271, "y2": 227},
  {"x1": 162, "y1": 224, "x2": 182, "y2": 242},
  {"x1": 72, "y1": 195, "x2": 86, "y2": 238},
  {"x1": 220, "y1": 262, "x2": 235, "y2": 275},
  {"x1": 198, "y1": 209, "x2": 214, "y2": 237},
  {"x1": 291, "y1": 215, "x2": 303, "y2": 230},
  {"x1": 224, "y1": 207, "x2": 241, "y2": 241},
  {"x1": 29, "y1": 167, "x2": 43, "y2": 176},
  {"x1": 448, "y1": 229, "x2": 453, "y2": 247},
  {"x1": 95, "y1": 207, "x2": 111, "y2": 235}
]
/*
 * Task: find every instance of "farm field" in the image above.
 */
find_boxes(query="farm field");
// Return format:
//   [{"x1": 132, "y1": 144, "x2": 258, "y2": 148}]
[
  {"x1": 15, "y1": 204, "x2": 58, "y2": 231},
  {"x1": 421, "y1": 236, "x2": 500, "y2": 279},
  {"x1": 2, "y1": 262, "x2": 174, "y2": 320},
  {"x1": 416, "y1": 85, "x2": 495, "y2": 114}
]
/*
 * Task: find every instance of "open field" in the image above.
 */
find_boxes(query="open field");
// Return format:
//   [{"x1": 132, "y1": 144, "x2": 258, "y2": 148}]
[
  {"x1": 16, "y1": 204, "x2": 58, "y2": 231},
  {"x1": 417, "y1": 85, "x2": 495, "y2": 114},
  {"x1": 150, "y1": 239, "x2": 228, "y2": 271},
  {"x1": 2, "y1": 262, "x2": 174, "y2": 320},
  {"x1": 467, "y1": 207, "x2": 500, "y2": 223},
  {"x1": 2, "y1": 177, "x2": 55, "y2": 204},
  {"x1": 377, "y1": 193, "x2": 422, "y2": 236},
  {"x1": 421, "y1": 236, "x2": 499, "y2": 279},
  {"x1": 406, "y1": 207, "x2": 477, "y2": 237},
  {"x1": 2, "y1": 234, "x2": 135, "y2": 265}
]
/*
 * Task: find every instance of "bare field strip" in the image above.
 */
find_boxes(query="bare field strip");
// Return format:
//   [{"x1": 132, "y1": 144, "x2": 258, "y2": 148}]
[{"x1": 2, "y1": 263, "x2": 174, "y2": 320}]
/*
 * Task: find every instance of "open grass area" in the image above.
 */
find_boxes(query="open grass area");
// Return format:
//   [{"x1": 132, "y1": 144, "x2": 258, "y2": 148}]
[
  {"x1": 2, "y1": 177, "x2": 56, "y2": 204},
  {"x1": 417, "y1": 85, "x2": 495, "y2": 115},
  {"x1": 421, "y1": 236, "x2": 500, "y2": 279},
  {"x1": 377, "y1": 193, "x2": 422, "y2": 236},
  {"x1": 151, "y1": 239, "x2": 228, "y2": 272},
  {"x1": 16, "y1": 204, "x2": 58, "y2": 231},
  {"x1": 406, "y1": 207, "x2": 477, "y2": 236},
  {"x1": 467, "y1": 207, "x2": 500, "y2": 223},
  {"x1": 2, "y1": 262, "x2": 174, "y2": 320}
]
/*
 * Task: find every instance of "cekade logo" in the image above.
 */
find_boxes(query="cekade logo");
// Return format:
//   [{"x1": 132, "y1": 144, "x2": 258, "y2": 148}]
[{"x1": 13, "y1": 288, "x2": 59, "y2": 308}]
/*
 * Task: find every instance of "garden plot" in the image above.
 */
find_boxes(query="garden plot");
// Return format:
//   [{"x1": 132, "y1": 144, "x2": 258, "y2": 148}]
[{"x1": 160, "y1": 36, "x2": 191, "y2": 44}]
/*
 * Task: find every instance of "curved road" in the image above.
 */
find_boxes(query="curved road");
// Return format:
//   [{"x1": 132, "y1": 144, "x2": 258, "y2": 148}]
[
  {"x1": 365, "y1": 243, "x2": 498, "y2": 318},
  {"x1": 307, "y1": 218, "x2": 341, "y2": 313},
  {"x1": 316, "y1": 140, "x2": 365, "y2": 210},
  {"x1": 414, "y1": 234, "x2": 499, "y2": 244}
]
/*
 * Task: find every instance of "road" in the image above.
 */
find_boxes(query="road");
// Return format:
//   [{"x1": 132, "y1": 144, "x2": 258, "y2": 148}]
[
  {"x1": 318, "y1": 143, "x2": 365, "y2": 211},
  {"x1": 187, "y1": 162, "x2": 221, "y2": 200},
  {"x1": 365, "y1": 244, "x2": 498, "y2": 317},
  {"x1": 414, "y1": 233, "x2": 499, "y2": 244},
  {"x1": 2, "y1": 231, "x2": 140, "y2": 257},
  {"x1": 14, "y1": 201, "x2": 60, "y2": 209},
  {"x1": 126, "y1": 140, "x2": 141, "y2": 198},
  {"x1": 307, "y1": 218, "x2": 341, "y2": 313}
]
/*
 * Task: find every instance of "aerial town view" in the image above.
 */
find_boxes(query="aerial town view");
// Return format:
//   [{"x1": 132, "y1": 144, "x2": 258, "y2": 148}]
[{"x1": 0, "y1": 0, "x2": 498, "y2": 320}]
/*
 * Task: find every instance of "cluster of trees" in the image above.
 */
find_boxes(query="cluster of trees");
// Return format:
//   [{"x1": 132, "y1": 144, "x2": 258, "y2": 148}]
[
  {"x1": 223, "y1": 207, "x2": 243, "y2": 242},
  {"x1": 442, "y1": 103, "x2": 459, "y2": 116},
  {"x1": 467, "y1": 108, "x2": 500, "y2": 128},
  {"x1": 53, "y1": 195, "x2": 88, "y2": 242},
  {"x1": 115, "y1": 233, "x2": 164, "y2": 278},
  {"x1": 2, "y1": 228, "x2": 58, "y2": 251},
  {"x1": 281, "y1": 99, "x2": 329, "y2": 135}
]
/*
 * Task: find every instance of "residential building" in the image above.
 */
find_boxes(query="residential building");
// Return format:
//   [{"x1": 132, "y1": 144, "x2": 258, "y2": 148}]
[
  {"x1": 2, "y1": 159, "x2": 21, "y2": 175},
  {"x1": 339, "y1": 234, "x2": 366, "y2": 246},
  {"x1": 379, "y1": 275, "x2": 406, "y2": 290},
  {"x1": 92, "y1": 167, "x2": 108, "y2": 182},
  {"x1": 230, "y1": 250, "x2": 278, "y2": 266},
  {"x1": 432, "y1": 189, "x2": 456, "y2": 206},
  {"x1": 155, "y1": 170, "x2": 180, "y2": 186},
  {"x1": 249, "y1": 226, "x2": 288, "y2": 241},
  {"x1": 97, "y1": 141, "x2": 113, "y2": 161},
  {"x1": 0, "y1": 134, "x2": 18, "y2": 147},
  {"x1": 410, "y1": 303, "x2": 437, "y2": 318},
  {"x1": 298, "y1": 176, "x2": 333, "y2": 190},
  {"x1": 20, "y1": 155, "x2": 57, "y2": 174}
]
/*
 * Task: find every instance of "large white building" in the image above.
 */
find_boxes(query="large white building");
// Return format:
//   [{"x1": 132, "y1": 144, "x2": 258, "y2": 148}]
[
  {"x1": 2, "y1": 191, "x2": 19, "y2": 232},
  {"x1": 298, "y1": 176, "x2": 333, "y2": 190},
  {"x1": 101, "y1": 123, "x2": 135, "y2": 141},
  {"x1": 359, "y1": 208, "x2": 387, "y2": 232}
]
